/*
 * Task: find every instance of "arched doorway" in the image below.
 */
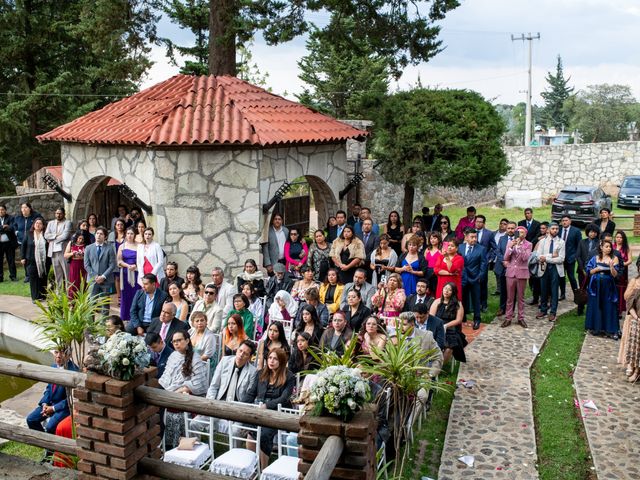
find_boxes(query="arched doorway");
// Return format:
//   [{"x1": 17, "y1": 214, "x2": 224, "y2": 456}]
[{"x1": 74, "y1": 176, "x2": 142, "y2": 228}]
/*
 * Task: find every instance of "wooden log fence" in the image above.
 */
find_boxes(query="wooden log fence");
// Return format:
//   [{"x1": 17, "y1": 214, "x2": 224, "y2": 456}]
[{"x1": 303, "y1": 436, "x2": 345, "y2": 480}]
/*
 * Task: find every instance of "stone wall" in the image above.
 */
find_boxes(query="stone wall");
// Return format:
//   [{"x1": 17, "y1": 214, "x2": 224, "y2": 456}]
[
  {"x1": 498, "y1": 141, "x2": 640, "y2": 198},
  {"x1": 0, "y1": 191, "x2": 62, "y2": 220}
]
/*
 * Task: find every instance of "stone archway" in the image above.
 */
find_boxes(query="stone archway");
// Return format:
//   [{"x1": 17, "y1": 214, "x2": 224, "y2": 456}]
[
  {"x1": 73, "y1": 175, "x2": 139, "y2": 228},
  {"x1": 305, "y1": 174, "x2": 338, "y2": 232}
]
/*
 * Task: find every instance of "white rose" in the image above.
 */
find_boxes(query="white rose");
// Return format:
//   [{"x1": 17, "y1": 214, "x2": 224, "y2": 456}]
[{"x1": 122, "y1": 358, "x2": 130, "y2": 366}]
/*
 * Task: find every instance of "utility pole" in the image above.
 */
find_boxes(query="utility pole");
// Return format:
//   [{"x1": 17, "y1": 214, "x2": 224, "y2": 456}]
[{"x1": 512, "y1": 32, "x2": 540, "y2": 146}]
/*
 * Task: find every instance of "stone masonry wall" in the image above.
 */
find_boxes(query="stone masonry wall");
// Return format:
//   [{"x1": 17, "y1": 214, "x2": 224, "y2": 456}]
[{"x1": 0, "y1": 191, "x2": 62, "y2": 220}]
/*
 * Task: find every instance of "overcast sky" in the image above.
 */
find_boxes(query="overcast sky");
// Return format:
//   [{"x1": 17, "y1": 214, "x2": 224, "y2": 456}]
[{"x1": 142, "y1": 0, "x2": 640, "y2": 105}]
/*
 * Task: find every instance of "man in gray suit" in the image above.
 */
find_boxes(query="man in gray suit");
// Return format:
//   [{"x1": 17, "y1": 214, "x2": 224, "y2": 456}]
[
  {"x1": 262, "y1": 213, "x2": 288, "y2": 276},
  {"x1": 84, "y1": 227, "x2": 117, "y2": 314},
  {"x1": 44, "y1": 207, "x2": 73, "y2": 285}
]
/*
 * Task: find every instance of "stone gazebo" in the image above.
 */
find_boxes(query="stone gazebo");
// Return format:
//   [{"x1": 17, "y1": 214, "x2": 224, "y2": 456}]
[{"x1": 37, "y1": 75, "x2": 367, "y2": 276}]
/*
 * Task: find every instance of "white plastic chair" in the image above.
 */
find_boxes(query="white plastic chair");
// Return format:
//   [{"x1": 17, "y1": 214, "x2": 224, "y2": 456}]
[
  {"x1": 164, "y1": 413, "x2": 214, "y2": 469},
  {"x1": 260, "y1": 405, "x2": 302, "y2": 480}
]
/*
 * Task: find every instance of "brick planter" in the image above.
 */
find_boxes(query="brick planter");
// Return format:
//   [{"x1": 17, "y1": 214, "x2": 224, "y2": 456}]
[
  {"x1": 74, "y1": 367, "x2": 161, "y2": 480},
  {"x1": 298, "y1": 405, "x2": 377, "y2": 480}
]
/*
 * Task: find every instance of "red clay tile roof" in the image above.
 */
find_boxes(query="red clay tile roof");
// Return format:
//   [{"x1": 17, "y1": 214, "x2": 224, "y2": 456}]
[{"x1": 37, "y1": 75, "x2": 368, "y2": 147}]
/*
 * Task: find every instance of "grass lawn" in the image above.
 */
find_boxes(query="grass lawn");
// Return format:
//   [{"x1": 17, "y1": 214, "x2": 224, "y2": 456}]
[
  {"x1": 0, "y1": 265, "x2": 29, "y2": 297},
  {"x1": 531, "y1": 312, "x2": 594, "y2": 480},
  {"x1": 0, "y1": 441, "x2": 43, "y2": 461}
]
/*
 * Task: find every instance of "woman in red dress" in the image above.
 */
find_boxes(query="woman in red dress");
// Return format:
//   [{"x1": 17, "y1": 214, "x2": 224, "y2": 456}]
[
  {"x1": 63, "y1": 231, "x2": 87, "y2": 299},
  {"x1": 434, "y1": 239, "x2": 464, "y2": 298}
]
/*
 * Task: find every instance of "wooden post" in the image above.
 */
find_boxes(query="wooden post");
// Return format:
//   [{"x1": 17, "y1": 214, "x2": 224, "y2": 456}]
[
  {"x1": 633, "y1": 213, "x2": 640, "y2": 237},
  {"x1": 298, "y1": 405, "x2": 377, "y2": 480},
  {"x1": 74, "y1": 367, "x2": 161, "y2": 480}
]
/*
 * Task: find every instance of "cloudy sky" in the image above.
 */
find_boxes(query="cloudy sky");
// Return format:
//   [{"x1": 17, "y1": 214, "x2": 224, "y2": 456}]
[{"x1": 142, "y1": 0, "x2": 640, "y2": 105}]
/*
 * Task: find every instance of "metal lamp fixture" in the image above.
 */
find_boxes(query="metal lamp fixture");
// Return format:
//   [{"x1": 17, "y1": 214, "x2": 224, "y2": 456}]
[
  {"x1": 262, "y1": 182, "x2": 293, "y2": 213},
  {"x1": 118, "y1": 184, "x2": 152, "y2": 215},
  {"x1": 42, "y1": 172, "x2": 72, "y2": 202}
]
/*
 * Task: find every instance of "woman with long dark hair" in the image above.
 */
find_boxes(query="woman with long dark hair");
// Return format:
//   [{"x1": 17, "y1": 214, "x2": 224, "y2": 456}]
[
  {"x1": 330, "y1": 225, "x2": 366, "y2": 285},
  {"x1": 370, "y1": 234, "x2": 398, "y2": 288},
  {"x1": 622, "y1": 257, "x2": 640, "y2": 382},
  {"x1": 159, "y1": 330, "x2": 208, "y2": 448},
  {"x1": 136, "y1": 227, "x2": 165, "y2": 286},
  {"x1": 385, "y1": 210, "x2": 404, "y2": 256},
  {"x1": 614, "y1": 230, "x2": 633, "y2": 317},
  {"x1": 167, "y1": 282, "x2": 189, "y2": 322},
  {"x1": 183, "y1": 265, "x2": 204, "y2": 307},
  {"x1": 319, "y1": 268, "x2": 344, "y2": 315},
  {"x1": 308, "y1": 229, "x2": 332, "y2": 282},
  {"x1": 585, "y1": 239, "x2": 620, "y2": 338},
  {"x1": 438, "y1": 216, "x2": 456, "y2": 243},
  {"x1": 87, "y1": 213, "x2": 98, "y2": 240},
  {"x1": 256, "y1": 321, "x2": 290, "y2": 370},
  {"x1": 395, "y1": 235, "x2": 428, "y2": 296},
  {"x1": 284, "y1": 227, "x2": 309, "y2": 278},
  {"x1": 429, "y1": 282, "x2": 466, "y2": 364},
  {"x1": 319, "y1": 310, "x2": 353, "y2": 356},
  {"x1": 434, "y1": 239, "x2": 464, "y2": 298},
  {"x1": 288, "y1": 332, "x2": 315, "y2": 376},
  {"x1": 292, "y1": 304, "x2": 324, "y2": 347},
  {"x1": 425, "y1": 232, "x2": 444, "y2": 295},
  {"x1": 63, "y1": 231, "x2": 87, "y2": 300},
  {"x1": 20, "y1": 217, "x2": 49, "y2": 302}
]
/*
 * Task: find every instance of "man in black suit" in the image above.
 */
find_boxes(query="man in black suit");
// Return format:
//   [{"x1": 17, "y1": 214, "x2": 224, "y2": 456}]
[
  {"x1": 474, "y1": 215, "x2": 496, "y2": 312},
  {"x1": 559, "y1": 215, "x2": 582, "y2": 300},
  {"x1": 412, "y1": 302, "x2": 444, "y2": 350},
  {"x1": 347, "y1": 203, "x2": 361, "y2": 227},
  {"x1": 519, "y1": 208, "x2": 542, "y2": 305},
  {"x1": 358, "y1": 218, "x2": 379, "y2": 282},
  {"x1": 159, "y1": 261, "x2": 184, "y2": 292},
  {"x1": 264, "y1": 263, "x2": 294, "y2": 312},
  {"x1": 0, "y1": 204, "x2": 17, "y2": 282},
  {"x1": 404, "y1": 278, "x2": 431, "y2": 312},
  {"x1": 128, "y1": 273, "x2": 168, "y2": 335},
  {"x1": 145, "y1": 332, "x2": 173, "y2": 378},
  {"x1": 327, "y1": 210, "x2": 347, "y2": 243},
  {"x1": 424, "y1": 204, "x2": 443, "y2": 232},
  {"x1": 147, "y1": 303, "x2": 188, "y2": 348},
  {"x1": 576, "y1": 224, "x2": 600, "y2": 315}
]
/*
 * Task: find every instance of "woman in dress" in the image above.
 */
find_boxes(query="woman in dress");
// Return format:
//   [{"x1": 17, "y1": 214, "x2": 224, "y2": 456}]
[
  {"x1": 330, "y1": 225, "x2": 366, "y2": 285},
  {"x1": 385, "y1": 210, "x2": 404, "y2": 257},
  {"x1": 434, "y1": 239, "x2": 464, "y2": 298},
  {"x1": 343, "y1": 289, "x2": 371, "y2": 333},
  {"x1": 594, "y1": 208, "x2": 616, "y2": 235},
  {"x1": 284, "y1": 227, "x2": 309, "y2": 278},
  {"x1": 235, "y1": 258, "x2": 265, "y2": 297},
  {"x1": 291, "y1": 265, "x2": 320, "y2": 303},
  {"x1": 358, "y1": 316, "x2": 387, "y2": 357},
  {"x1": 254, "y1": 348, "x2": 296, "y2": 469},
  {"x1": 319, "y1": 311, "x2": 354, "y2": 356},
  {"x1": 225, "y1": 293, "x2": 255, "y2": 339},
  {"x1": 370, "y1": 234, "x2": 398, "y2": 288},
  {"x1": 585, "y1": 239, "x2": 620, "y2": 338},
  {"x1": 613, "y1": 230, "x2": 633, "y2": 318},
  {"x1": 256, "y1": 321, "x2": 290, "y2": 370},
  {"x1": 183, "y1": 265, "x2": 204, "y2": 308},
  {"x1": 429, "y1": 282, "x2": 466, "y2": 364},
  {"x1": 622, "y1": 259, "x2": 640, "y2": 382},
  {"x1": 87, "y1": 213, "x2": 98, "y2": 241},
  {"x1": 222, "y1": 313, "x2": 248, "y2": 356},
  {"x1": 307, "y1": 229, "x2": 331, "y2": 283},
  {"x1": 242, "y1": 283, "x2": 265, "y2": 338},
  {"x1": 159, "y1": 330, "x2": 208, "y2": 449},
  {"x1": 326, "y1": 216, "x2": 337, "y2": 232},
  {"x1": 136, "y1": 227, "x2": 165, "y2": 286},
  {"x1": 292, "y1": 304, "x2": 324, "y2": 348},
  {"x1": 117, "y1": 228, "x2": 140, "y2": 321},
  {"x1": 188, "y1": 311, "x2": 216, "y2": 362},
  {"x1": 134, "y1": 220, "x2": 147, "y2": 244},
  {"x1": 318, "y1": 268, "x2": 344, "y2": 315},
  {"x1": 438, "y1": 216, "x2": 456, "y2": 244},
  {"x1": 395, "y1": 235, "x2": 428, "y2": 296},
  {"x1": 108, "y1": 219, "x2": 126, "y2": 304},
  {"x1": 190, "y1": 283, "x2": 224, "y2": 332},
  {"x1": 63, "y1": 231, "x2": 86, "y2": 300},
  {"x1": 424, "y1": 232, "x2": 444, "y2": 296},
  {"x1": 371, "y1": 273, "x2": 406, "y2": 330},
  {"x1": 167, "y1": 282, "x2": 189, "y2": 322},
  {"x1": 20, "y1": 217, "x2": 49, "y2": 302}
]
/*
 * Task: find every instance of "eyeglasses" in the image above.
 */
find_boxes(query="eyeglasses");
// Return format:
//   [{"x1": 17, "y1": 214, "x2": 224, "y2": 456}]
[{"x1": 204, "y1": 291, "x2": 215, "y2": 295}]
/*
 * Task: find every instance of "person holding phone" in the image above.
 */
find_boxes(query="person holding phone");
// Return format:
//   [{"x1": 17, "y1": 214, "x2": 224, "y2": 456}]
[{"x1": 502, "y1": 226, "x2": 532, "y2": 328}]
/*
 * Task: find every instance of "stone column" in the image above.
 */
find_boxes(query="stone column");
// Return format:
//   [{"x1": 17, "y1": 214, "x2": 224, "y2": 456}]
[
  {"x1": 298, "y1": 405, "x2": 377, "y2": 480},
  {"x1": 74, "y1": 367, "x2": 161, "y2": 480}
]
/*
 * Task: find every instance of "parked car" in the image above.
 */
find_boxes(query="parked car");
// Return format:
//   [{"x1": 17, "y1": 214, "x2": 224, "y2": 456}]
[
  {"x1": 551, "y1": 185, "x2": 612, "y2": 225},
  {"x1": 617, "y1": 175, "x2": 640, "y2": 209}
]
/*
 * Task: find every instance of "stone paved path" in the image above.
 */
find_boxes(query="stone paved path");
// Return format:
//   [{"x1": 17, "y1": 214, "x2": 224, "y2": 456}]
[{"x1": 438, "y1": 295, "x2": 575, "y2": 479}]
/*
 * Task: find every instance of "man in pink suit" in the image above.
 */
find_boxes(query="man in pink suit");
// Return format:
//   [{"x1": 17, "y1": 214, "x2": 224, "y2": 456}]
[
  {"x1": 454, "y1": 206, "x2": 477, "y2": 240},
  {"x1": 502, "y1": 226, "x2": 532, "y2": 328}
]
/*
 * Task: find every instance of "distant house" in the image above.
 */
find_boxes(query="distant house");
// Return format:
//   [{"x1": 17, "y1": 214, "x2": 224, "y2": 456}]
[{"x1": 533, "y1": 126, "x2": 571, "y2": 146}]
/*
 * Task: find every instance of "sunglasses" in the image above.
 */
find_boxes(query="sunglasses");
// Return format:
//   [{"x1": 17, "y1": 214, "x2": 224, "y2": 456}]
[
  {"x1": 205, "y1": 291, "x2": 215, "y2": 295},
  {"x1": 441, "y1": 222, "x2": 449, "y2": 225}
]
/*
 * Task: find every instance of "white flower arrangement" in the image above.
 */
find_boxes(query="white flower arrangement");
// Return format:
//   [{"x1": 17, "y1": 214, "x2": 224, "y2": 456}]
[
  {"x1": 95, "y1": 332, "x2": 151, "y2": 381},
  {"x1": 310, "y1": 366, "x2": 371, "y2": 421}
]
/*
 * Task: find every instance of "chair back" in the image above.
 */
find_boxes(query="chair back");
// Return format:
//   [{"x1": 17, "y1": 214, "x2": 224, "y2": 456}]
[{"x1": 276, "y1": 404, "x2": 302, "y2": 458}]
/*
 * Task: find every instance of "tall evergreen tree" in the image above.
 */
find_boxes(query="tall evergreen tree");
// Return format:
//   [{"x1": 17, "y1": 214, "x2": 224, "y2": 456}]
[{"x1": 541, "y1": 55, "x2": 574, "y2": 129}]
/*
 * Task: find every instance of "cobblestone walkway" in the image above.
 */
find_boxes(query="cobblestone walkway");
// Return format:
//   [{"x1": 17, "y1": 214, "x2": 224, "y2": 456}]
[{"x1": 438, "y1": 295, "x2": 575, "y2": 479}]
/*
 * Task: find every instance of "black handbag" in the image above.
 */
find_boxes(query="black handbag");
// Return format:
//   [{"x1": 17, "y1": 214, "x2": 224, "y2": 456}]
[{"x1": 573, "y1": 276, "x2": 589, "y2": 306}]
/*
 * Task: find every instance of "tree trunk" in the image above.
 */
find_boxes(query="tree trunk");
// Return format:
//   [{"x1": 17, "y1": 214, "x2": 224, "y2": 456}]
[
  {"x1": 208, "y1": 0, "x2": 237, "y2": 76},
  {"x1": 402, "y1": 182, "x2": 415, "y2": 229}
]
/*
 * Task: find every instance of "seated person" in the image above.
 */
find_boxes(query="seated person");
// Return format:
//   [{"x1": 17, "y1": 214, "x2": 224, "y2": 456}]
[
  {"x1": 207, "y1": 340, "x2": 258, "y2": 402},
  {"x1": 127, "y1": 273, "x2": 168, "y2": 335},
  {"x1": 288, "y1": 332, "x2": 316, "y2": 378},
  {"x1": 412, "y1": 302, "x2": 445, "y2": 351},
  {"x1": 222, "y1": 313, "x2": 249, "y2": 356},
  {"x1": 256, "y1": 321, "x2": 291, "y2": 370},
  {"x1": 264, "y1": 264, "x2": 294, "y2": 312},
  {"x1": 145, "y1": 332, "x2": 173, "y2": 378},
  {"x1": 146, "y1": 302, "x2": 189, "y2": 349},
  {"x1": 293, "y1": 287, "x2": 329, "y2": 328},
  {"x1": 319, "y1": 311, "x2": 354, "y2": 356}
]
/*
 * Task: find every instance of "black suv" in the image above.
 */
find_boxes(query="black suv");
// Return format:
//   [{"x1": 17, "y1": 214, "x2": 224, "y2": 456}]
[
  {"x1": 617, "y1": 175, "x2": 640, "y2": 209},
  {"x1": 551, "y1": 186, "x2": 612, "y2": 225}
]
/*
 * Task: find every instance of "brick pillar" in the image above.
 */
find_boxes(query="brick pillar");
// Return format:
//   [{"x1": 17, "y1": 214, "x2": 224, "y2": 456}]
[
  {"x1": 74, "y1": 367, "x2": 161, "y2": 480},
  {"x1": 298, "y1": 405, "x2": 377, "y2": 480}
]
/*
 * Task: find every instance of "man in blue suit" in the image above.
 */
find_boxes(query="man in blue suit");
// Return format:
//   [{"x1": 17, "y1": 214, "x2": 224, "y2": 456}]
[
  {"x1": 494, "y1": 221, "x2": 517, "y2": 316},
  {"x1": 460, "y1": 229, "x2": 487, "y2": 330},
  {"x1": 558, "y1": 215, "x2": 582, "y2": 300},
  {"x1": 474, "y1": 215, "x2": 496, "y2": 312},
  {"x1": 145, "y1": 332, "x2": 173, "y2": 378},
  {"x1": 127, "y1": 273, "x2": 168, "y2": 335},
  {"x1": 27, "y1": 349, "x2": 78, "y2": 434}
]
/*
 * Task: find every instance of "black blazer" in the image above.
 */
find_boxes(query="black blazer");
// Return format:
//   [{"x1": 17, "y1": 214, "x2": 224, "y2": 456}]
[
  {"x1": 20, "y1": 234, "x2": 50, "y2": 270},
  {"x1": 129, "y1": 288, "x2": 168, "y2": 329},
  {"x1": 256, "y1": 371, "x2": 296, "y2": 410},
  {"x1": 403, "y1": 294, "x2": 434, "y2": 313},
  {"x1": 518, "y1": 219, "x2": 541, "y2": 245},
  {"x1": 160, "y1": 275, "x2": 184, "y2": 293},
  {"x1": 319, "y1": 327, "x2": 355, "y2": 357},
  {"x1": 0, "y1": 215, "x2": 17, "y2": 247},
  {"x1": 359, "y1": 233, "x2": 380, "y2": 260},
  {"x1": 594, "y1": 219, "x2": 616, "y2": 235},
  {"x1": 147, "y1": 318, "x2": 189, "y2": 349},
  {"x1": 344, "y1": 303, "x2": 371, "y2": 332}
]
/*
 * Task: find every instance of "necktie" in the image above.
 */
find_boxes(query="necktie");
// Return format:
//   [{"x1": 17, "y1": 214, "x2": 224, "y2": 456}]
[
  {"x1": 549, "y1": 239, "x2": 554, "y2": 254},
  {"x1": 527, "y1": 221, "x2": 531, "y2": 230},
  {"x1": 467, "y1": 246, "x2": 473, "y2": 257},
  {"x1": 226, "y1": 367, "x2": 240, "y2": 401},
  {"x1": 364, "y1": 233, "x2": 369, "y2": 245},
  {"x1": 160, "y1": 323, "x2": 168, "y2": 341},
  {"x1": 97, "y1": 245, "x2": 103, "y2": 258},
  {"x1": 563, "y1": 229, "x2": 568, "y2": 241},
  {"x1": 478, "y1": 230, "x2": 482, "y2": 243}
]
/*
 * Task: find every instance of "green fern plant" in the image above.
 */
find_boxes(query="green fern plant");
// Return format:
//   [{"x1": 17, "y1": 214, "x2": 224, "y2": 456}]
[{"x1": 308, "y1": 334, "x2": 360, "y2": 369}]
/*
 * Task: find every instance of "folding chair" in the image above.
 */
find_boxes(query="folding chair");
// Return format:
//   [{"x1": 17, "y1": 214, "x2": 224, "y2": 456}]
[
  {"x1": 164, "y1": 414, "x2": 215, "y2": 469},
  {"x1": 260, "y1": 405, "x2": 302, "y2": 480}
]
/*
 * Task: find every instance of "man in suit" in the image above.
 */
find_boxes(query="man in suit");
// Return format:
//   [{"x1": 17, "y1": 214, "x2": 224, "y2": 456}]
[
  {"x1": 207, "y1": 340, "x2": 258, "y2": 402},
  {"x1": 354, "y1": 208, "x2": 380, "y2": 237},
  {"x1": 397, "y1": 312, "x2": 443, "y2": 382},
  {"x1": 327, "y1": 210, "x2": 347, "y2": 243},
  {"x1": 211, "y1": 267, "x2": 235, "y2": 315},
  {"x1": 146, "y1": 302, "x2": 189, "y2": 347},
  {"x1": 261, "y1": 213, "x2": 288, "y2": 276},
  {"x1": 128, "y1": 273, "x2": 168, "y2": 335},
  {"x1": 0, "y1": 204, "x2": 18, "y2": 282},
  {"x1": 404, "y1": 278, "x2": 431, "y2": 312},
  {"x1": 576, "y1": 224, "x2": 600, "y2": 315},
  {"x1": 145, "y1": 332, "x2": 172, "y2": 378},
  {"x1": 459, "y1": 229, "x2": 487, "y2": 330},
  {"x1": 535, "y1": 222, "x2": 565, "y2": 322},
  {"x1": 474, "y1": 215, "x2": 496, "y2": 312},
  {"x1": 494, "y1": 221, "x2": 516, "y2": 316},
  {"x1": 412, "y1": 302, "x2": 444, "y2": 350},
  {"x1": 339, "y1": 268, "x2": 375, "y2": 310},
  {"x1": 454, "y1": 206, "x2": 476, "y2": 241},
  {"x1": 518, "y1": 208, "x2": 541, "y2": 245},
  {"x1": 27, "y1": 349, "x2": 78, "y2": 435},
  {"x1": 559, "y1": 215, "x2": 582, "y2": 300},
  {"x1": 44, "y1": 207, "x2": 73, "y2": 285},
  {"x1": 347, "y1": 203, "x2": 361, "y2": 227},
  {"x1": 492, "y1": 218, "x2": 508, "y2": 295},
  {"x1": 424, "y1": 204, "x2": 443, "y2": 232},
  {"x1": 502, "y1": 226, "x2": 533, "y2": 328},
  {"x1": 358, "y1": 218, "x2": 379, "y2": 281},
  {"x1": 84, "y1": 227, "x2": 116, "y2": 313},
  {"x1": 159, "y1": 261, "x2": 184, "y2": 292}
]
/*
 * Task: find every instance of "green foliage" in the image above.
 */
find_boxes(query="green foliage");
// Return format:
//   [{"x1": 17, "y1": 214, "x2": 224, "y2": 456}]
[
  {"x1": 540, "y1": 55, "x2": 574, "y2": 129},
  {"x1": 308, "y1": 335, "x2": 360, "y2": 370},
  {"x1": 237, "y1": 38, "x2": 270, "y2": 88},
  {"x1": 564, "y1": 83, "x2": 637, "y2": 143}
]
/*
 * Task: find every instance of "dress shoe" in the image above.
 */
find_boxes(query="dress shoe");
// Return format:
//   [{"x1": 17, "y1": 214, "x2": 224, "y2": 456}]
[
  {"x1": 500, "y1": 319, "x2": 511, "y2": 328},
  {"x1": 558, "y1": 295, "x2": 566, "y2": 301},
  {"x1": 518, "y1": 319, "x2": 528, "y2": 328},
  {"x1": 473, "y1": 320, "x2": 481, "y2": 330},
  {"x1": 23, "y1": 277, "x2": 30, "y2": 283},
  {"x1": 548, "y1": 314, "x2": 556, "y2": 322},
  {"x1": 535, "y1": 311, "x2": 546, "y2": 319},
  {"x1": 496, "y1": 309, "x2": 504, "y2": 317}
]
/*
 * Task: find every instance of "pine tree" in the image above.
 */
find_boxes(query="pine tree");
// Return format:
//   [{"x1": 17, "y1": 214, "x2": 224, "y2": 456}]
[{"x1": 541, "y1": 55, "x2": 574, "y2": 129}]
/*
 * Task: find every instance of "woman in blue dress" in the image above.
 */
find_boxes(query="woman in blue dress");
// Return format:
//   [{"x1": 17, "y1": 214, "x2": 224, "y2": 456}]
[
  {"x1": 585, "y1": 239, "x2": 620, "y2": 338},
  {"x1": 117, "y1": 228, "x2": 140, "y2": 321},
  {"x1": 395, "y1": 235, "x2": 428, "y2": 296}
]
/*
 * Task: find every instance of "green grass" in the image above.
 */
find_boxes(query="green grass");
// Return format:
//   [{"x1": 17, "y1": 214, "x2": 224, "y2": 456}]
[
  {"x1": 0, "y1": 441, "x2": 44, "y2": 461},
  {"x1": 531, "y1": 312, "x2": 594, "y2": 480},
  {"x1": 0, "y1": 264, "x2": 30, "y2": 297}
]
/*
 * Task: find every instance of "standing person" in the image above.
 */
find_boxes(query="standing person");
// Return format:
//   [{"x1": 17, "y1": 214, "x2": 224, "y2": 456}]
[
  {"x1": 330, "y1": 225, "x2": 366, "y2": 285},
  {"x1": 371, "y1": 273, "x2": 406, "y2": 329},
  {"x1": 110, "y1": 205, "x2": 129, "y2": 232},
  {"x1": 424, "y1": 232, "x2": 443, "y2": 296},
  {"x1": 459, "y1": 229, "x2": 487, "y2": 330},
  {"x1": 262, "y1": 213, "x2": 288, "y2": 276},
  {"x1": 87, "y1": 213, "x2": 99, "y2": 240},
  {"x1": 438, "y1": 216, "x2": 456, "y2": 243},
  {"x1": 425, "y1": 203, "x2": 443, "y2": 233},
  {"x1": 14, "y1": 202, "x2": 40, "y2": 283},
  {"x1": 128, "y1": 273, "x2": 168, "y2": 335},
  {"x1": 20, "y1": 217, "x2": 49, "y2": 302},
  {"x1": 594, "y1": 208, "x2": 616, "y2": 235},
  {"x1": 160, "y1": 261, "x2": 185, "y2": 293},
  {"x1": 284, "y1": 227, "x2": 309, "y2": 278},
  {"x1": 576, "y1": 224, "x2": 601, "y2": 315},
  {"x1": 502, "y1": 226, "x2": 532, "y2": 328},
  {"x1": 327, "y1": 210, "x2": 347, "y2": 243},
  {"x1": 63, "y1": 232, "x2": 87, "y2": 299},
  {"x1": 535, "y1": 222, "x2": 565, "y2": 322},
  {"x1": 44, "y1": 207, "x2": 73, "y2": 286},
  {"x1": 370, "y1": 234, "x2": 398, "y2": 288},
  {"x1": 474, "y1": 215, "x2": 495, "y2": 312},
  {"x1": 613, "y1": 230, "x2": 633, "y2": 317},
  {"x1": 401, "y1": 217, "x2": 427, "y2": 254},
  {"x1": 83, "y1": 227, "x2": 117, "y2": 313},
  {"x1": 134, "y1": 220, "x2": 146, "y2": 244},
  {"x1": 558, "y1": 215, "x2": 582, "y2": 301},
  {"x1": 429, "y1": 282, "x2": 466, "y2": 364},
  {"x1": 354, "y1": 207, "x2": 380, "y2": 237},
  {"x1": 359, "y1": 218, "x2": 380, "y2": 282},
  {"x1": 136, "y1": 227, "x2": 165, "y2": 287},
  {"x1": 385, "y1": 210, "x2": 404, "y2": 257},
  {"x1": 494, "y1": 222, "x2": 516, "y2": 315},
  {"x1": 434, "y1": 239, "x2": 464, "y2": 299},
  {"x1": 108, "y1": 218, "x2": 126, "y2": 304},
  {"x1": 117, "y1": 228, "x2": 140, "y2": 321},
  {"x1": 395, "y1": 235, "x2": 427, "y2": 296},
  {"x1": 585, "y1": 239, "x2": 620, "y2": 338},
  {"x1": 518, "y1": 208, "x2": 541, "y2": 244},
  {"x1": 0, "y1": 204, "x2": 17, "y2": 282},
  {"x1": 454, "y1": 206, "x2": 476, "y2": 241},
  {"x1": 307, "y1": 229, "x2": 332, "y2": 282},
  {"x1": 492, "y1": 219, "x2": 508, "y2": 296},
  {"x1": 347, "y1": 203, "x2": 361, "y2": 227}
]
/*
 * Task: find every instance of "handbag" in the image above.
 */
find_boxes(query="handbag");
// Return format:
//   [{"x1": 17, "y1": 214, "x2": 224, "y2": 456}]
[{"x1": 573, "y1": 276, "x2": 589, "y2": 306}]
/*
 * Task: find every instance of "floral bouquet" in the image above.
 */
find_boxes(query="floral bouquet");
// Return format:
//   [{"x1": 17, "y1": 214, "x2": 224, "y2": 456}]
[
  {"x1": 310, "y1": 366, "x2": 371, "y2": 422},
  {"x1": 95, "y1": 332, "x2": 151, "y2": 381}
]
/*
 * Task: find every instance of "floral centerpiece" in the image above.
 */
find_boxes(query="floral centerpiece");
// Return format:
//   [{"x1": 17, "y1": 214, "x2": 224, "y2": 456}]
[
  {"x1": 95, "y1": 332, "x2": 151, "y2": 381},
  {"x1": 310, "y1": 366, "x2": 371, "y2": 422}
]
